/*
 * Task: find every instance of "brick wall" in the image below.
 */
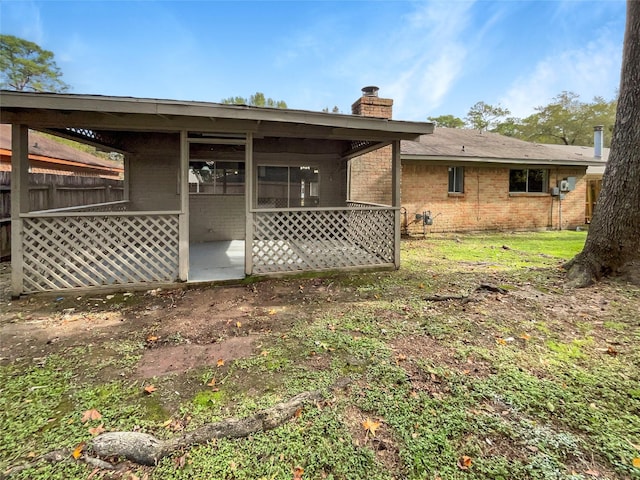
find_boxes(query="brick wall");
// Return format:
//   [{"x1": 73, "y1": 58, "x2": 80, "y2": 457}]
[
  {"x1": 401, "y1": 162, "x2": 587, "y2": 234},
  {"x1": 349, "y1": 92, "x2": 394, "y2": 204},
  {"x1": 189, "y1": 195, "x2": 245, "y2": 241}
]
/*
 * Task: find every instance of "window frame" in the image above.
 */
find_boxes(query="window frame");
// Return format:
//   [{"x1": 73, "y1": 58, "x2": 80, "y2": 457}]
[
  {"x1": 509, "y1": 168, "x2": 548, "y2": 194},
  {"x1": 448, "y1": 166, "x2": 464, "y2": 194},
  {"x1": 188, "y1": 160, "x2": 245, "y2": 195},
  {"x1": 256, "y1": 164, "x2": 320, "y2": 209}
]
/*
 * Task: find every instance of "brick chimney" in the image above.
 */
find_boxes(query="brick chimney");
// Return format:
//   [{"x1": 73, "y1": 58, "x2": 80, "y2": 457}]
[{"x1": 351, "y1": 86, "x2": 393, "y2": 119}]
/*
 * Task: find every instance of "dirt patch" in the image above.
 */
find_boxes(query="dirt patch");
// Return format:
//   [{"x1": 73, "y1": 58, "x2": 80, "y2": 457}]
[
  {"x1": 341, "y1": 405, "x2": 403, "y2": 473},
  {"x1": 135, "y1": 336, "x2": 255, "y2": 378}
]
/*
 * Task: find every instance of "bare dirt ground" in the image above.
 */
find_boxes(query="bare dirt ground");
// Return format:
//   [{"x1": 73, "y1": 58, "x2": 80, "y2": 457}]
[
  {"x1": 1, "y1": 260, "x2": 638, "y2": 377},
  {"x1": 0, "y1": 268, "x2": 345, "y2": 377}
]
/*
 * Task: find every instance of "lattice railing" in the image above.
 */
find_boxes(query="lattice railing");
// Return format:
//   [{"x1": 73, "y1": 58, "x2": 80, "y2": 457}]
[
  {"x1": 252, "y1": 208, "x2": 395, "y2": 274},
  {"x1": 21, "y1": 213, "x2": 179, "y2": 292}
]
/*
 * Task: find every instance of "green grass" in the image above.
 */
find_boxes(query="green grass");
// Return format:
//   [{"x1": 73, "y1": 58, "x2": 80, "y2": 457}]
[{"x1": 2, "y1": 231, "x2": 639, "y2": 479}]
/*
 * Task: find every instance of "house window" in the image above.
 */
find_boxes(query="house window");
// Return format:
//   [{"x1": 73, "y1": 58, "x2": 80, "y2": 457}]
[
  {"x1": 448, "y1": 166, "x2": 464, "y2": 193},
  {"x1": 189, "y1": 161, "x2": 245, "y2": 194},
  {"x1": 509, "y1": 168, "x2": 548, "y2": 193},
  {"x1": 257, "y1": 165, "x2": 319, "y2": 208}
]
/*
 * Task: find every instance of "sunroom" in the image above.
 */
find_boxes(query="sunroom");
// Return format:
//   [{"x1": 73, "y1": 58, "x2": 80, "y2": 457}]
[{"x1": 1, "y1": 90, "x2": 433, "y2": 296}]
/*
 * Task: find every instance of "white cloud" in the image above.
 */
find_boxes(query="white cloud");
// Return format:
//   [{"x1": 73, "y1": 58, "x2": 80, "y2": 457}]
[
  {"x1": 0, "y1": 0, "x2": 44, "y2": 44},
  {"x1": 500, "y1": 25, "x2": 622, "y2": 118}
]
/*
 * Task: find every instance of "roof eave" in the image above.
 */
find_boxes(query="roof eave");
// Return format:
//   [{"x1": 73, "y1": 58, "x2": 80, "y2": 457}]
[
  {"x1": 401, "y1": 154, "x2": 604, "y2": 167},
  {"x1": 0, "y1": 90, "x2": 433, "y2": 137}
]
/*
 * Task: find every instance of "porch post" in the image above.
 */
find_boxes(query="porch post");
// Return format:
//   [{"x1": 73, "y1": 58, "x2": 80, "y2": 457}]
[
  {"x1": 392, "y1": 140, "x2": 401, "y2": 269},
  {"x1": 11, "y1": 124, "x2": 29, "y2": 297},
  {"x1": 245, "y1": 132, "x2": 253, "y2": 276},
  {"x1": 123, "y1": 155, "x2": 130, "y2": 202},
  {"x1": 178, "y1": 130, "x2": 189, "y2": 281}
]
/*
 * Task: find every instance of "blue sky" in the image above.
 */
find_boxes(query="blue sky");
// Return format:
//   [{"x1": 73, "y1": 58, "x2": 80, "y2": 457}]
[{"x1": 0, "y1": 0, "x2": 626, "y2": 121}]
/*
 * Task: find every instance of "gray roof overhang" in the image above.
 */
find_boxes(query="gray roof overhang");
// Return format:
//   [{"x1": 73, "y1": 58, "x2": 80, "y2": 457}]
[
  {"x1": 0, "y1": 91, "x2": 433, "y2": 143},
  {"x1": 401, "y1": 154, "x2": 604, "y2": 168}
]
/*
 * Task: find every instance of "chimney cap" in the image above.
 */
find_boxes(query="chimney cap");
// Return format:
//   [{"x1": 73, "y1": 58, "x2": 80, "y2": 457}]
[{"x1": 361, "y1": 86, "x2": 379, "y2": 97}]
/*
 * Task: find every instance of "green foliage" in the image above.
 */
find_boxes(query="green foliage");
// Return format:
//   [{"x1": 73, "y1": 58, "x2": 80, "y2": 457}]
[
  {"x1": 427, "y1": 114, "x2": 465, "y2": 128},
  {"x1": 221, "y1": 91, "x2": 287, "y2": 108},
  {"x1": 0, "y1": 34, "x2": 69, "y2": 92},
  {"x1": 518, "y1": 91, "x2": 616, "y2": 146},
  {"x1": 465, "y1": 101, "x2": 510, "y2": 131},
  {"x1": 493, "y1": 91, "x2": 617, "y2": 146}
]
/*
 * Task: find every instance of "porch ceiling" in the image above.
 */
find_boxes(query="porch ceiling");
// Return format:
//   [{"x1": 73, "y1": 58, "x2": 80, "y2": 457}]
[{"x1": 1, "y1": 91, "x2": 433, "y2": 154}]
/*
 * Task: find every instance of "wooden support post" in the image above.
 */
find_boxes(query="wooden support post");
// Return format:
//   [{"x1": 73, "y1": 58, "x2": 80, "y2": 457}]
[
  {"x1": 245, "y1": 132, "x2": 253, "y2": 276},
  {"x1": 123, "y1": 155, "x2": 130, "y2": 202},
  {"x1": 178, "y1": 130, "x2": 189, "y2": 281},
  {"x1": 11, "y1": 125, "x2": 29, "y2": 297},
  {"x1": 392, "y1": 140, "x2": 401, "y2": 269}
]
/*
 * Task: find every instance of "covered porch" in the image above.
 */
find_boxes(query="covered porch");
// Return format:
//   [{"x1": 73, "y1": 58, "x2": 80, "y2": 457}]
[{"x1": 2, "y1": 91, "x2": 432, "y2": 296}]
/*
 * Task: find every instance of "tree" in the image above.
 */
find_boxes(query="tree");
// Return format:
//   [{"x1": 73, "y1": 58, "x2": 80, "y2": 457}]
[
  {"x1": 221, "y1": 92, "x2": 287, "y2": 108},
  {"x1": 0, "y1": 34, "x2": 68, "y2": 92},
  {"x1": 427, "y1": 114, "x2": 465, "y2": 128},
  {"x1": 465, "y1": 102, "x2": 510, "y2": 131},
  {"x1": 322, "y1": 106, "x2": 340, "y2": 113},
  {"x1": 566, "y1": 0, "x2": 640, "y2": 287},
  {"x1": 518, "y1": 92, "x2": 616, "y2": 146}
]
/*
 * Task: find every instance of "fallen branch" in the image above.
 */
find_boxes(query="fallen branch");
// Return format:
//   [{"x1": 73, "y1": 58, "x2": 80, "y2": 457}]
[
  {"x1": 3, "y1": 389, "x2": 325, "y2": 476},
  {"x1": 423, "y1": 284, "x2": 508, "y2": 304}
]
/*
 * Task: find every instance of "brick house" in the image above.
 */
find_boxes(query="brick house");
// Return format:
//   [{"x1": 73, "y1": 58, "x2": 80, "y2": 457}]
[
  {"x1": 348, "y1": 91, "x2": 606, "y2": 234},
  {"x1": 2, "y1": 89, "x2": 432, "y2": 295}
]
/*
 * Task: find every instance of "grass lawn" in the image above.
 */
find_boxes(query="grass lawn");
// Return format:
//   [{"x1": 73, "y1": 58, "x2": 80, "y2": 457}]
[{"x1": 1, "y1": 231, "x2": 639, "y2": 479}]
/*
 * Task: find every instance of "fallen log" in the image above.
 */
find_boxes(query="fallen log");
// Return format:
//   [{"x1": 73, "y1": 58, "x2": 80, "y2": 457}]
[{"x1": 3, "y1": 389, "x2": 325, "y2": 476}]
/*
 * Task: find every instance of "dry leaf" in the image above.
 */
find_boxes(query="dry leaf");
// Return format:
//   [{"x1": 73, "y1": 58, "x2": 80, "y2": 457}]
[
  {"x1": 293, "y1": 465, "x2": 304, "y2": 479},
  {"x1": 144, "y1": 385, "x2": 157, "y2": 394},
  {"x1": 633, "y1": 457, "x2": 640, "y2": 468},
  {"x1": 268, "y1": 309, "x2": 277, "y2": 315},
  {"x1": 457, "y1": 455, "x2": 473, "y2": 470},
  {"x1": 396, "y1": 353, "x2": 407, "y2": 363},
  {"x1": 496, "y1": 338, "x2": 507, "y2": 346},
  {"x1": 294, "y1": 407, "x2": 303, "y2": 418},
  {"x1": 81, "y1": 409, "x2": 102, "y2": 423},
  {"x1": 584, "y1": 469, "x2": 600, "y2": 476},
  {"x1": 362, "y1": 418, "x2": 381, "y2": 436},
  {"x1": 217, "y1": 358, "x2": 225, "y2": 367},
  {"x1": 146, "y1": 335, "x2": 158, "y2": 342},
  {"x1": 606, "y1": 346, "x2": 618, "y2": 356},
  {"x1": 260, "y1": 350, "x2": 269, "y2": 357},
  {"x1": 520, "y1": 333, "x2": 531, "y2": 341},
  {"x1": 72, "y1": 441, "x2": 85, "y2": 459},
  {"x1": 174, "y1": 454, "x2": 187, "y2": 468},
  {"x1": 88, "y1": 423, "x2": 105, "y2": 436},
  {"x1": 207, "y1": 378, "x2": 217, "y2": 387},
  {"x1": 236, "y1": 321, "x2": 242, "y2": 328}
]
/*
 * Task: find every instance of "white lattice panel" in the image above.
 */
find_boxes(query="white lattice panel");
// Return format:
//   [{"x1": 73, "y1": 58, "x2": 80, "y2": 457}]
[
  {"x1": 22, "y1": 214, "x2": 179, "y2": 292},
  {"x1": 252, "y1": 209, "x2": 395, "y2": 274}
]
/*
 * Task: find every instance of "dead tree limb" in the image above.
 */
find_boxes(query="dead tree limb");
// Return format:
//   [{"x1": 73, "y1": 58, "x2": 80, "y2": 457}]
[{"x1": 3, "y1": 390, "x2": 325, "y2": 476}]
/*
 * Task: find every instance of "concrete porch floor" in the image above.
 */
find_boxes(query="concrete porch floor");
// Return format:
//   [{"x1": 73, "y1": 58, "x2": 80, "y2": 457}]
[{"x1": 188, "y1": 240, "x2": 245, "y2": 282}]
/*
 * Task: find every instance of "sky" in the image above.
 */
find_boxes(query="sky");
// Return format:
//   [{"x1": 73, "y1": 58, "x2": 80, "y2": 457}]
[{"x1": 0, "y1": 0, "x2": 627, "y2": 122}]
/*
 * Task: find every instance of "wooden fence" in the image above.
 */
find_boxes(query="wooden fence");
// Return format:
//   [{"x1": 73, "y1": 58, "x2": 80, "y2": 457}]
[{"x1": 0, "y1": 172, "x2": 124, "y2": 259}]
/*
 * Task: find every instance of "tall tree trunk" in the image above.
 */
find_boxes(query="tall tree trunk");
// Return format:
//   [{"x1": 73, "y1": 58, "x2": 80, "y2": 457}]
[{"x1": 566, "y1": 0, "x2": 640, "y2": 287}]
